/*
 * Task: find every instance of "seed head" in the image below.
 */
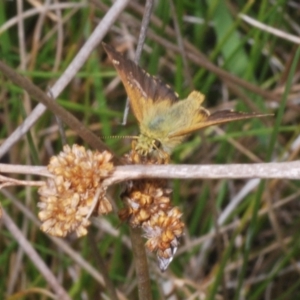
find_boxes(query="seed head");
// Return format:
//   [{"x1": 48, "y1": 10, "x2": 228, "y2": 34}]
[{"x1": 38, "y1": 144, "x2": 114, "y2": 237}]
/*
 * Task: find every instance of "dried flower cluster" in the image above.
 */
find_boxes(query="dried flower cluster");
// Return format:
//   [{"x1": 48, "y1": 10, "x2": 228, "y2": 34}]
[
  {"x1": 38, "y1": 144, "x2": 114, "y2": 237},
  {"x1": 120, "y1": 152, "x2": 184, "y2": 271}
]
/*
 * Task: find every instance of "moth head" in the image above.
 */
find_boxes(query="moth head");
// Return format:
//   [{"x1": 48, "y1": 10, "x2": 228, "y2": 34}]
[{"x1": 133, "y1": 134, "x2": 171, "y2": 161}]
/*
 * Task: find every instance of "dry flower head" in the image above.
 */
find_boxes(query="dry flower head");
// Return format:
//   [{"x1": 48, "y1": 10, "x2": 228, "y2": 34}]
[
  {"x1": 121, "y1": 151, "x2": 184, "y2": 271},
  {"x1": 38, "y1": 144, "x2": 114, "y2": 237}
]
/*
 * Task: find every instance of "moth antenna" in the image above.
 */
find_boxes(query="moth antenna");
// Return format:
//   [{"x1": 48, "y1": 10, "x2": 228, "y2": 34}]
[{"x1": 101, "y1": 135, "x2": 138, "y2": 140}]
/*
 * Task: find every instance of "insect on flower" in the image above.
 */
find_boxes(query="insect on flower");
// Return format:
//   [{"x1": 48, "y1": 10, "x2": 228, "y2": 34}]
[{"x1": 103, "y1": 43, "x2": 271, "y2": 158}]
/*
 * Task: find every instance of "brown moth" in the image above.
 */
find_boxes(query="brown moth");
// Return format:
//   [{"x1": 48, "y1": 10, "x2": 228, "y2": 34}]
[{"x1": 103, "y1": 43, "x2": 271, "y2": 157}]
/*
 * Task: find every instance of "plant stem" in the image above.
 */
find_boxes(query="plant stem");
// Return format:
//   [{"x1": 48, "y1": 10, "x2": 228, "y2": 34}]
[{"x1": 129, "y1": 227, "x2": 152, "y2": 300}]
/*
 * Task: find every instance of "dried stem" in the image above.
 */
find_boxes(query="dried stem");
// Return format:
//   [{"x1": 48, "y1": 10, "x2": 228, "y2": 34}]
[
  {"x1": 130, "y1": 227, "x2": 152, "y2": 300},
  {"x1": 0, "y1": 174, "x2": 44, "y2": 189},
  {"x1": 1, "y1": 189, "x2": 127, "y2": 300},
  {"x1": 134, "y1": 0, "x2": 154, "y2": 63},
  {"x1": 2, "y1": 208, "x2": 72, "y2": 300},
  {"x1": 1, "y1": 161, "x2": 300, "y2": 184},
  {"x1": 126, "y1": 1, "x2": 280, "y2": 102},
  {"x1": 105, "y1": 161, "x2": 300, "y2": 183},
  {"x1": 122, "y1": 0, "x2": 154, "y2": 124},
  {"x1": 87, "y1": 232, "x2": 120, "y2": 300},
  {"x1": 125, "y1": 1, "x2": 154, "y2": 298},
  {"x1": 169, "y1": 0, "x2": 193, "y2": 88},
  {"x1": 0, "y1": 60, "x2": 119, "y2": 161},
  {"x1": 0, "y1": 0, "x2": 130, "y2": 159},
  {"x1": 239, "y1": 14, "x2": 300, "y2": 44}
]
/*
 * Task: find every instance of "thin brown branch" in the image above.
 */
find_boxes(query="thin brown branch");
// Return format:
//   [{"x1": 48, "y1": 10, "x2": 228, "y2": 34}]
[
  {"x1": 122, "y1": 0, "x2": 154, "y2": 124},
  {"x1": 0, "y1": 174, "x2": 44, "y2": 189},
  {"x1": 124, "y1": 2, "x2": 154, "y2": 298},
  {"x1": 1, "y1": 188, "x2": 129, "y2": 300},
  {"x1": 240, "y1": 14, "x2": 300, "y2": 44},
  {"x1": 0, "y1": 60, "x2": 119, "y2": 162},
  {"x1": 134, "y1": 0, "x2": 154, "y2": 63},
  {"x1": 0, "y1": 0, "x2": 130, "y2": 159},
  {"x1": 1, "y1": 161, "x2": 300, "y2": 183},
  {"x1": 213, "y1": 127, "x2": 263, "y2": 163},
  {"x1": 170, "y1": 0, "x2": 193, "y2": 88},
  {"x1": 104, "y1": 161, "x2": 300, "y2": 184},
  {"x1": 87, "y1": 232, "x2": 120, "y2": 300},
  {"x1": 147, "y1": 29, "x2": 279, "y2": 102},
  {"x1": 0, "y1": 164, "x2": 51, "y2": 177},
  {"x1": 2, "y1": 208, "x2": 72, "y2": 300},
  {"x1": 130, "y1": 227, "x2": 152, "y2": 300},
  {"x1": 126, "y1": 1, "x2": 280, "y2": 102}
]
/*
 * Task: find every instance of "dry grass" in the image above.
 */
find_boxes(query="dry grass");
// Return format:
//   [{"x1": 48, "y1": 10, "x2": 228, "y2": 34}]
[{"x1": 1, "y1": 0, "x2": 300, "y2": 299}]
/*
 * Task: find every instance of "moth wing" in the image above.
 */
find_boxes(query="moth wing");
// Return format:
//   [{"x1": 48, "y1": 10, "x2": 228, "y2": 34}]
[
  {"x1": 169, "y1": 110, "x2": 271, "y2": 138},
  {"x1": 102, "y1": 43, "x2": 179, "y2": 123}
]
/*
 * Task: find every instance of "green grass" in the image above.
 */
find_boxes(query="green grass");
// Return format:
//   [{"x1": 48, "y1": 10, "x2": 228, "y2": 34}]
[{"x1": 0, "y1": 1, "x2": 299, "y2": 299}]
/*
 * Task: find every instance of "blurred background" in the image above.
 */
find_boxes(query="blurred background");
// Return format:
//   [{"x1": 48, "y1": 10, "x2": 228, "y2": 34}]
[{"x1": 0, "y1": 1, "x2": 300, "y2": 299}]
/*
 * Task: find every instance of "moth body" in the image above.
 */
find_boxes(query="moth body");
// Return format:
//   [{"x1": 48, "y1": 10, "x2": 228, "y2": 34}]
[{"x1": 139, "y1": 91, "x2": 208, "y2": 154}]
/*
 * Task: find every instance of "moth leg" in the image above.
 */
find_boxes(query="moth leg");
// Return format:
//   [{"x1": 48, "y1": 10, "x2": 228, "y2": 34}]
[{"x1": 151, "y1": 140, "x2": 170, "y2": 164}]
